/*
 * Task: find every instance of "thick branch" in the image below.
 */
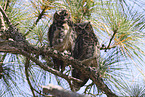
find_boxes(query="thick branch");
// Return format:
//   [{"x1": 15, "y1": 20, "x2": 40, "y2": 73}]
[
  {"x1": 0, "y1": 40, "x2": 82, "y2": 83},
  {"x1": 0, "y1": 39, "x2": 117, "y2": 96},
  {"x1": 42, "y1": 84, "x2": 91, "y2": 97}
]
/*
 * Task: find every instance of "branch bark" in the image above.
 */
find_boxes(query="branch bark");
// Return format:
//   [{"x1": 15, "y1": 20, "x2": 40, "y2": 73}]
[
  {"x1": 0, "y1": 38, "x2": 117, "y2": 96},
  {"x1": 42, "y1": 84, "x2": 91, "y2": 97}
]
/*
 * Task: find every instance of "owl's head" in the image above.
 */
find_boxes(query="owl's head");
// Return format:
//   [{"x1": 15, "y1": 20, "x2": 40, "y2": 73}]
[
  {"x1": 53, "y1": 10, "x2": 70, "y2": 23},
  {"x1": 73, "y1": 22, "x2": 93, "y2": 35}
]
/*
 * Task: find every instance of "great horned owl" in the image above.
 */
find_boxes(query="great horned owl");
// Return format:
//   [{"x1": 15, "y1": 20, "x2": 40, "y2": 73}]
[
  {"x1": 72, "y1": 22, "x2": 100, "y2": 91},
  {"x1": 48, "y1": 10, "x2": 75, "y2": 72}
]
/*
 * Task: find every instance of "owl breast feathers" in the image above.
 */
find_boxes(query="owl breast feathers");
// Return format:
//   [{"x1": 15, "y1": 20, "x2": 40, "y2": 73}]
[
  {"x1": 48, "y1": 10, "x2": 76, "y2": 72},
  {"x1": 72, "y1": 22, "x2": 100, "y2": 91}
]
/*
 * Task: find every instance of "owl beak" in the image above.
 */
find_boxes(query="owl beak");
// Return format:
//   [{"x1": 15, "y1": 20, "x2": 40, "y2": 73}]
[{"x1": 64, "y1": 18, "x2": 68, "y2": 21}]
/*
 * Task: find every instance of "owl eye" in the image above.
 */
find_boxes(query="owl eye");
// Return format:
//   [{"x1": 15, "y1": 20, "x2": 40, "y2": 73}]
[
  {"x1": 54, "y1": 13, "x2": 60, "y2": 19},
  {"x1": 85, "y1": 23, "x2": 91, "y2": 30}
]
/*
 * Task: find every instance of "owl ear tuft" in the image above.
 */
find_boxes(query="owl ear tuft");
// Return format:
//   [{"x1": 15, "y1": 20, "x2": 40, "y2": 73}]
[
  {"x1": 54, "y1": 12, "x2": 60, "y2": 19},
  {"x1": 86, "y1": 22, "x2": 91, "y2": 27},
  {"x1": 87, "y1": 22, "x2": 91, "y2": 26},
  {"x1": 74, "y1": 23, "x2": 78, "y2": 27}
]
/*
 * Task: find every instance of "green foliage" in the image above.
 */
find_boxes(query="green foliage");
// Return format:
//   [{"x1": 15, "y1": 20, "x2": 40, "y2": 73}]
[{"x1": 0, "y1": 0, "x2": 145, "y2": 96}]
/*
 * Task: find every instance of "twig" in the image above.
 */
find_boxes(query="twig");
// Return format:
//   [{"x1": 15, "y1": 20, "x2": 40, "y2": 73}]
[
  {"x1": 84, "y1": 82, "x2": 94, "y2": 94},
  {"x1": 4, "y1": 0, "x2": 10, "y2": 11},
  {"x1": 0, "y1": 53, "x2": 7, "y2": 79},
  {"x1": 100, "y1": 45, "x2": 116, "y2": 50},
  {"x1": 24, "y1": 6, "x2": 48, "y2": 36},
  {"x1": 105, "y1": 29, "x2": 118, "y2": 51},
  {"x1": 25, "y1": 58, "x2": 36, "y2": 97},
  {"x1": 0, "y1": 6, "x2": 12, "y2": 27},
  {"x1": 0, "y1": 12, "x2": 6, "y2": 31}
]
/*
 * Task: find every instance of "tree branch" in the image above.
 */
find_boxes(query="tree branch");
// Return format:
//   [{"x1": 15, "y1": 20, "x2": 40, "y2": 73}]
[
  {"x1": 105, "y1": 29, "x2": 118, "y2": 52},
  {"x1": 0, "y1": 6, "x2": 12, "y2": 27},
  {"x1": 0, "y1": 40, "x2": 82, "y2": 84},
  {"x1": 0, "y1": 38, "x2": 117, "y2": 96},
  {"x1": 25, "y1": 58, "x2": 36, "y2": 97},
  {"x1": 0, "y1": 53, "x2": 7, "y2": 79},
  {"x1": 24, "y1": 6, "x2": 48, "y2": 36},
  {"x1": 42, "y1": 84, "x2": 91, "y2": 97},
  {"x1": 4, "y1": 0, "x2": 10, "y2": 11},
  {"x1": 0, "y1": 11, "x2": 6, "y2": 31}
]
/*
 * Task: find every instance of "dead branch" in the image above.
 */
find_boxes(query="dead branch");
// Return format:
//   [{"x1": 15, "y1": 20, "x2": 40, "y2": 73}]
[{"x1": 42, "y1": 84, "x2": 91, "y2": 97}]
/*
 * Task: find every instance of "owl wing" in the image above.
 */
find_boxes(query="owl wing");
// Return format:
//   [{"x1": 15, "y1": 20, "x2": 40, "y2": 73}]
[
  {"x1": 48, "y1": 23, "x2": 56, "y2": 47},
  {"x1": 72, "y1": 35, "x2": 90, "y2": 91},
  {"x1": 72, "y1": 35, "x2": 84, "y2": 60}
]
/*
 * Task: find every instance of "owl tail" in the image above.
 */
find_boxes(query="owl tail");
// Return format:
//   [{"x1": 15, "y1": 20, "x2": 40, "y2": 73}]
[
  {"x1": 72, "y1": 68, "x2": 89, "y2": 91},
  {"x1": 53, "y1": 58, "x2": 65, "y2": 72}
]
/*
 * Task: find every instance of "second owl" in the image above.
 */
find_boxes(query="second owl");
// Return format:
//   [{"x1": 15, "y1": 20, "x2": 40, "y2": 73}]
[{"x1": 72, "y1": 22, "x2": 100, "y2": 91}]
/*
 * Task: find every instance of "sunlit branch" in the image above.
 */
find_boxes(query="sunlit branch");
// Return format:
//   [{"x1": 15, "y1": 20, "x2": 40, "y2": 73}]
[
  {"x1": 24, "y1": 6, "x2": 48, "y2": 36},
  {"x1": 25, "y1": 58, "x2": 36, "y2": 97}
]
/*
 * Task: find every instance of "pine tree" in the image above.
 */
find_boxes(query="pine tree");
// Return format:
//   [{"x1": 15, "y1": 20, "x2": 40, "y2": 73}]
[{"x1": 0, "y1": 0, "x2": 145, "y2": 96}]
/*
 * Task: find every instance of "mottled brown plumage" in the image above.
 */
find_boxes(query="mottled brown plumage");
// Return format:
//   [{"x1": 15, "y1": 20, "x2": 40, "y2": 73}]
[
  {"x1": 72, "y1": 22, "x2": 100, "y2": 91},
  {"x1": 48, "y1": 10, "x2": 75, "y2": 72}
]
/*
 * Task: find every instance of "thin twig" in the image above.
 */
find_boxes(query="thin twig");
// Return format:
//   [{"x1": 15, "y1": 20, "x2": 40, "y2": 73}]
[
  {"x1": 0, "y1": 6, "x2": 12, "y2": 27},
  {"x1": 84, "y1": 82, "x2": 94, "y2": 94},
  {"x1": 0, "y1": 53, "x2": 7, "y2": 79},
  {"x1": 4, "y1": 0, "x2": 10, "y2": 11},
  {"x1": 100, "y1": 45, "x2": 116, "y2": 50},
  {"x1": 24, "y1": 6, "x2": 48, "y2": 36},
  {"x1": 25, "y1": 58, "x2": 36, "y2": 97},
  {"x1": 105, "y1": 29, "x2": 118, "y2": 51}
]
